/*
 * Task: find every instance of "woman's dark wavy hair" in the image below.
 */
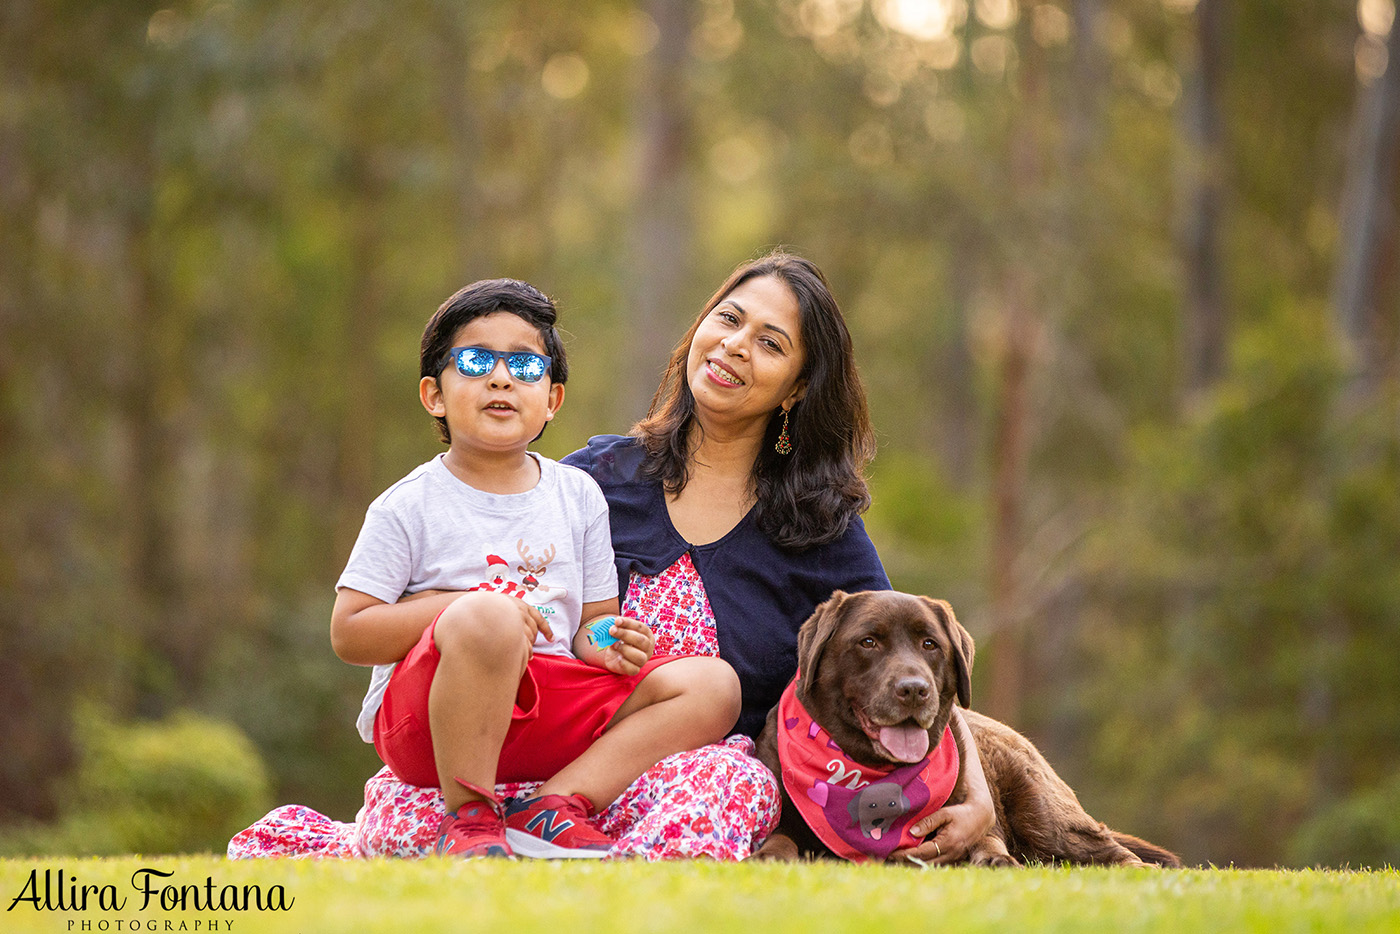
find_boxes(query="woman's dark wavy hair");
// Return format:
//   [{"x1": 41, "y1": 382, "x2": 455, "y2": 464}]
[
  {"x1": 633, "y1": 251, "x2": 875, "y2": 551},
  {"x1": 419, "y1": 278, "x2": 568, "y2": 444}
]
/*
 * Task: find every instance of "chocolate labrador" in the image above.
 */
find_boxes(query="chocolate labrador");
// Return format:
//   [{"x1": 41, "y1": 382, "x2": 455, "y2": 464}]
[{"x1": 754, "y1": 590, "x2": 1180, "y2": 867}]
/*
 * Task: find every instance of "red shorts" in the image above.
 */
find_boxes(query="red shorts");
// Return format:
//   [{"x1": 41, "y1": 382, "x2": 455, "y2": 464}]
[{"x1": 374, "y1": 614, "x2": 678, "y2": 788}]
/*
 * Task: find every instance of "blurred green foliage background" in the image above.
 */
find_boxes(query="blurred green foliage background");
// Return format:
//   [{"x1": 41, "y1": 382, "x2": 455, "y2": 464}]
[{"x1": 1, "y1": 0, "x2": 1397, "y2": 867}]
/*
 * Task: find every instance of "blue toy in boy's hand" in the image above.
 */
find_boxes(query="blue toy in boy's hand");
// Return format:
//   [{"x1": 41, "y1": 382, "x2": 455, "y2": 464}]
[{"x1": 586, "y1": 616, "x2": 619, "y2": 649}]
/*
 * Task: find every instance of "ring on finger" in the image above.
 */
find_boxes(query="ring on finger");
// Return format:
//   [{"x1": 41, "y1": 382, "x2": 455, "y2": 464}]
[{"x1": 935, "y1": 842, "x2": 941, "y2": 857}]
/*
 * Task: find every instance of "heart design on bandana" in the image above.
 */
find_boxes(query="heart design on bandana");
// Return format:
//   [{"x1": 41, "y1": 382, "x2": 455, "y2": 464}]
[{"x1": 776, "y1": 680, "x2": 959, "y2": 863}]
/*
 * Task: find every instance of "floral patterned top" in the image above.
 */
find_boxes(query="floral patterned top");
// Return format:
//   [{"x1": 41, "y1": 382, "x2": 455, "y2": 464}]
[
  {"x1": 622, "y1": 552, "x2": 720, "y2": 658},
  {"x1": 563, "y1": 434, "x2": 891, "y2": 737}
]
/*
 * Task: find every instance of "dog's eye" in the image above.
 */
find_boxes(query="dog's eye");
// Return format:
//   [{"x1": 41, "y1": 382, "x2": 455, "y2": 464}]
[
  {"x1": 859, "y1": 637, "x2": 878, "y2": 649},
  {"x1": 922, "y1": 638, "x2": 939, "y2": 652}
]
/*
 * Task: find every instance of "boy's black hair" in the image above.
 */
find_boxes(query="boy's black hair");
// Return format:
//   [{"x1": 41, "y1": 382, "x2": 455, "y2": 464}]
[{"x1": 420, "y1": 278, "x2": 568, "y2": 444}]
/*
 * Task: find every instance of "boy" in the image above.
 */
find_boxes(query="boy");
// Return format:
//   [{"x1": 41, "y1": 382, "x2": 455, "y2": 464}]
[{"x1": 330, "y1": 279, "x2": 741, "y2": 859}]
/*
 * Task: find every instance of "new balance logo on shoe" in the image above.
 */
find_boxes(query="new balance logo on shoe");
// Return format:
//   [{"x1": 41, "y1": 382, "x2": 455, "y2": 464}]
[
  {"x1": 504, "y1": 793, "x2": 613, "y2": 859},
  {"x1": 524, "y1": 812, "x2": 575, "y2": 843}
]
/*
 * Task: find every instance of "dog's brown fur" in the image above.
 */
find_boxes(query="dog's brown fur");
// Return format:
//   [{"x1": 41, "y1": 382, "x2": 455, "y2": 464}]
[{"x1": 753, "y1": 590, "x2": 1181, "y2": 867}]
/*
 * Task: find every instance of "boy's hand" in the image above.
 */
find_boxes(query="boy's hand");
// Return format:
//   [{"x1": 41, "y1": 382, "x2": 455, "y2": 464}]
[
  {"x1": 400, "y1": 589, "x2": 553, "y2": 645},
  {"x1": 514, "y1": 598, "x2": 554, "y2": 646},
  {"x1": 589, "y1": 616, "x2": 655, "y2": 676}
]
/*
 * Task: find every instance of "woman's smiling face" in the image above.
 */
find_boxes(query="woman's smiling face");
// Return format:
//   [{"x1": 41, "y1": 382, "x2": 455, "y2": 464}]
[{"x1": 685, "y1": 274, "x2": 807, "y2": 425}]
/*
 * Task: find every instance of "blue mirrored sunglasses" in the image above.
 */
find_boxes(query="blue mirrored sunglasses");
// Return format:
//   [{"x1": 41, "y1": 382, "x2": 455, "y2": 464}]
[{"x1": 445, "y1": 346, "x2": 552, "y2": 383}]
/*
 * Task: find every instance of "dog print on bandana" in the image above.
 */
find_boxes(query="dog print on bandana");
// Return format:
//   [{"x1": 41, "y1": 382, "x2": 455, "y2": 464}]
[{"x1": 775, "y1": 678, "x2": 959, "y2": 862}]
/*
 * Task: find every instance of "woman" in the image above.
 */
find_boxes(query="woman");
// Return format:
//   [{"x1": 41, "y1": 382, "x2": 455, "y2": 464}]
[
  {"x1": 570, "y1": 253, "x2": 897, "y2": 739},
  {"x1": 229, "y1": 251, "x2": 994, "y2": 862}
]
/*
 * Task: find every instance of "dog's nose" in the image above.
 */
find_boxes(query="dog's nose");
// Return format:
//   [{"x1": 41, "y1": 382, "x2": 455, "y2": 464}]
[{"x1": 895, "y1": 677, "x2": 930, "y2": 705}]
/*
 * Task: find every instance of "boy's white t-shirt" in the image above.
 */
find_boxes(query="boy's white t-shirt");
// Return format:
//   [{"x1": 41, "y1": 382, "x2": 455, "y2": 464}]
[{"x1": 338, "y1": 453, "x2": 618, "y2": 743}]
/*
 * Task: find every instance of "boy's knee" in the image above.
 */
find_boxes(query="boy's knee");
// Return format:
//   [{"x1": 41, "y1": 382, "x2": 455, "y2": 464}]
[
  {"x1": 672, "y1": 657, "x2": 741, "y2": 722},
  {"x1": 433, "y1": 592, "x2": 530, "y2": 663},
  {"x1": 700, "y1": 657, "x2": 740, "y2": 702}
]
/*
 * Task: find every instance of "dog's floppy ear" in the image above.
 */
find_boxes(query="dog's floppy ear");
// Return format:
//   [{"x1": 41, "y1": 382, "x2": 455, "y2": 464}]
[
  {"x1": 923, "y1": 597, "x2": 974, "y2": 708},
  {"x1": 797, "y1": 590, "x2": 851, "y2": 697}
]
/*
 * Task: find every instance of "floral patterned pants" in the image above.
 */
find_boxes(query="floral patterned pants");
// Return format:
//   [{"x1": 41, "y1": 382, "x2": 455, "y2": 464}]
[{"x1": 228, "y1": 735, "x2": 779, "y2": 861}]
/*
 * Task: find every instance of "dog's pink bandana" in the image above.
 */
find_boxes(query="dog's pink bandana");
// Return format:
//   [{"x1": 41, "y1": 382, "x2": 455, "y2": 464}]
[{"x1": 776, "y1": 678, "x2": 959, "y2": 862}]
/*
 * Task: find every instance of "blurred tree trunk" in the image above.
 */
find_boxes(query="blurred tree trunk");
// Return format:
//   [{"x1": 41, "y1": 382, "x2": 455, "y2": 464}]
[
  {"x1": 0, "y1": 2, "x2": 26, "y2": 492},
  {"x1": 930, "y1": 232, "x2": 978, "y2": 488},
  {"x1": 334, "y1": 152, "x2": 385, "y2": 562},
  {"x1": 624, "y1": 0, "x2": 693, "y2": 424},
  {"x1": 122, "y1": 141, "x2": 199, "y2": 715},
  {"x1": 0, "y1": 0, "x2": 76, "y2": 822},
  {"x1": 1331, "y1": 20, "x2": 1400, "y2": 391},
  {"x1": 432, "y1": 3, "x2": 485, "y2": 283},
  {"x1": 1068, "y1": 0, "x2": 1106, "y2": 162},
  {"x1": 985, "y1": 17, "x2": 1048, "y2": 727},
  {"x1": 1178, "y1": 0, "x2": 1228, "y2": 396},
  {"x1": 985, "y1": 271, "x2": 1036, "y2": 726},
  {"x1": 1310, "y1": 17, "x2": 1400, "y2": 807}
]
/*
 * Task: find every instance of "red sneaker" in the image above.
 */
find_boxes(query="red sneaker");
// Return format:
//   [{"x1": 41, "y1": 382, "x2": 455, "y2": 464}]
[
  {"x1": 435, "y1": 800, "x2": 513, "y2": 859},
  {"x1": 504, "y1": 794, "x2": 614, "y2": 859}
]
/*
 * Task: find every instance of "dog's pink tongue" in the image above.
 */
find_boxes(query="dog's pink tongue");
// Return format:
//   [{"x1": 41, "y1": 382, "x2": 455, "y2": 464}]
[{"x1": 878, "y1": 725, "x2": 930, "y2": 763}]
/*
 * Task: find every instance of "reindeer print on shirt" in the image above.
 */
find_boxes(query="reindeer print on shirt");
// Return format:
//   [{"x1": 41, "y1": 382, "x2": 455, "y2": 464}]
[
  {"x1": 467, "y1": 539, "x2": 568, "y2": 617},
  {"x1": 515, "y1": 539, "x2": 559, "y2": 595}
]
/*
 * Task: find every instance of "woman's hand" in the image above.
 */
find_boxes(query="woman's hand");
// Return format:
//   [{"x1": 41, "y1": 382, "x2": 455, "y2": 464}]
[
  {"x1": 893, "y1": 708, "x2": 996, "y2": 865},
  {"x1": 894, "y1": 798, "x2": 995, "y2": 866}
]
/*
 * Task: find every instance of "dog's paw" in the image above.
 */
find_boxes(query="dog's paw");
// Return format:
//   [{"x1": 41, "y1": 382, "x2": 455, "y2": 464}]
[
  {"x1": 969, "y1": 842, "x2": 1019, "y2": 868},
  {"x1": 750, "y1": 834, "x2": 801, "y2": 862}
]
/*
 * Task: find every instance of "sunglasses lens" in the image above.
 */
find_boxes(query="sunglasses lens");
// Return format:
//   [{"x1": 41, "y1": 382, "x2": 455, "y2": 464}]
[
  {"x1": 450, "y1": 348, "x2": 547, "y2": 381},
  {"x1": 508, "y1": 353, "x2": 546, "y2": 382},
  {"x1": 456, "y1": 348, "x2": 495, "y2": 377}
]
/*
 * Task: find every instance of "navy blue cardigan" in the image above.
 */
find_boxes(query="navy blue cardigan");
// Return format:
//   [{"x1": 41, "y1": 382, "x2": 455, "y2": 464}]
[{"x1": 563, "y1": 435, "x2": 891, "y2": 738}]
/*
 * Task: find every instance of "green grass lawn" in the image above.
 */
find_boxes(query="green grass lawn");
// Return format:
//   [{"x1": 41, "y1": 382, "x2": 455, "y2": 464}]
[{"x1": 2, "y1": 856, "x2": 1397, "y2": 934}]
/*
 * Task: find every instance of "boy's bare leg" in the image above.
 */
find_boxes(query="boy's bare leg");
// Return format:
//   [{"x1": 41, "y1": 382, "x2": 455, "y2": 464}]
[
  {"x1": 429, "y1": 593, "x2": 534, "y2": 813},
  {"x1": 538, "y1": 656, "x2": 741, "y2": 809}
]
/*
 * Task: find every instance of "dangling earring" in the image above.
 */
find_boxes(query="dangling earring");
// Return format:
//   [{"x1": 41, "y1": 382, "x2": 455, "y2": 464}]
[{"x1": 775, "y1": 408, "x2": 792, "y2": 455}]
